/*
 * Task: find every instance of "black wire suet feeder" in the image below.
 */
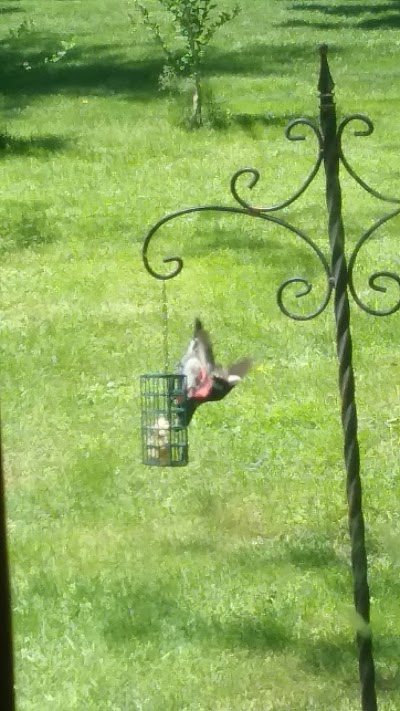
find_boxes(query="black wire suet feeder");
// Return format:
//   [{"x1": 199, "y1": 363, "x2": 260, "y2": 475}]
[
  {"x1": 140, "y1": 373, "x2": 188, "y2": 466},
  {"x1": 140, "y1": 281, "x2": 189, "y2": 467}
]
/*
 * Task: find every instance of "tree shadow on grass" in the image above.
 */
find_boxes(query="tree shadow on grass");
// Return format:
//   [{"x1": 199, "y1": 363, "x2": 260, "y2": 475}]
[
  {"x1": 361, "y1": 14, "x2": 400, "y2": 28},
  {"x1": 0, "y1": 33, "x2": 342, "y2": 111},
  {"x1": 230, "y1": 111, "x2": 300, "y2": 135},
  {"x1": 280, "y1": 16, "x2": 400, "y2": 30},
  {"x1": 284, "y1": 1, "x2": 400, "y2": 30},
  {"x1": 1, "y1": 55, "x2": 166, "y2": 104},
  {"x1": 208, "y1": 610, "x2": 293, "y2": 651},
  {"x1": 230, "y1": 533, "x2": 351, "y2": 590},
  {"x1": 101, "y1": 581, "x2": 184, "y2": 644},
  {"x1": 288, "y1": 1, "x2": 399, "y2": 17},
  {"x1": 0, "y1": 132, "x2": 70, "y2": 157},
  {"x1": 97, "y1": 558, "x2": 400, "y2": 691},
  {"x1": 301, "y1": 632, "x2": 400, "y2": 691},
  {"x1": 0, "y1": 32, "x2": 166, "y2": 107},
  {"x1": 0, "y1": 200, "x2": 59, "y2": 254},
  {"x1": 35, "y1": 523, "x2": 399, "y2": 693},
  {"x1": 285, "y1": 537, "x2": 342, "y2": 570},
  {"x1": 100, "y1": 578, "x2": 293, "y2": 652},
  {"x1": 0, "y1": 5, "x2": 24, "y2": 14},
  {"x1": 280, "y1": 19, "x2": 349, "y2": 30},
  {"x1": 203, "y1": 41, "x2": 325, "y2": 79},
  {"x1": 374, "y1": 637, "x2": 400, "y2": 691},
  {"x1": 300, "y1": 635, "x2": 356, "y2": 676}
]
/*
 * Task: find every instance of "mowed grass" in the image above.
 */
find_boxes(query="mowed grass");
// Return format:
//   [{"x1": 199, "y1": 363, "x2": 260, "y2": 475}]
[{"x1": 1, "y1": 0, "x2": 400, "y2": 709}]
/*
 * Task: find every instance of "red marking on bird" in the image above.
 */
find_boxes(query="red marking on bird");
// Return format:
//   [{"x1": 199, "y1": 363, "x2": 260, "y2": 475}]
[{"x1": 188, "y1": 368, "x2": 213, "y2": 399}]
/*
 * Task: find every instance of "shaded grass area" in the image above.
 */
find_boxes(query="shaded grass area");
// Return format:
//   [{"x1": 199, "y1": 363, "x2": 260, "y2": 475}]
[
  {"x1": 0, "y1": 39, "x2": 165, "y2": 104},
  {"x1": 0, "y1": 0, "x2": 398, "y2": 111},
  {"x1": 0, "y1": 132, "x2": 69, "y2": 156},
  {"x1": 0, "y1": 35, "x2": 336, "y2": 110},
  {"x1": 286, "y1": 1, "x2": 400, "y2": 30},
  {"x1": 1, "y1": 0, "x2": 400, "y2": 709}
]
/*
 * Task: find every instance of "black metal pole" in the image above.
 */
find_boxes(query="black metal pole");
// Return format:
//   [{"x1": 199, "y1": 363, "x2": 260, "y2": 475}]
[
  {"x1": 0, "y1": 425, "x2": 16, "y2": 711},
  {"x1": 318, "y1": 45, "x2": 377, "y2": 711}
]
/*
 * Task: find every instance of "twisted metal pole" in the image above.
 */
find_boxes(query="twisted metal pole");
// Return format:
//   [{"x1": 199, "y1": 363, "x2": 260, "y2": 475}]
[{"x1": 319, "y1": 45, "x2": 377, "y2": 711}]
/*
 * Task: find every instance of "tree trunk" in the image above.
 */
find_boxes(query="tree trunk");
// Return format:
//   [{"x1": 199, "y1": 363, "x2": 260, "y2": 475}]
[{"x1": 191, "y1": 70, "x2": 202, "y2": 127}]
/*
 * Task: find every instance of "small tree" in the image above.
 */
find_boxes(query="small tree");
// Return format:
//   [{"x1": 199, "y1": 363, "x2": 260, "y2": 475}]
[{"x1": 131, "y1": 0, "x2": 240, "y2": 127}]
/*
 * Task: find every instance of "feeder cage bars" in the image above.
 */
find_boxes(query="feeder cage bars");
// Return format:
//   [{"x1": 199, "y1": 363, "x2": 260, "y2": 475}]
[{"x1": 140, "y1": 374, "x2": 188, "y2": 467}]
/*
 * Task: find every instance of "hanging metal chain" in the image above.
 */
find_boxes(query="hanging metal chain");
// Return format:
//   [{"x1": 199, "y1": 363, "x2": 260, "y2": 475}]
[{"x1": 162, "y1": 280, "x2": 170, "y2": 373}]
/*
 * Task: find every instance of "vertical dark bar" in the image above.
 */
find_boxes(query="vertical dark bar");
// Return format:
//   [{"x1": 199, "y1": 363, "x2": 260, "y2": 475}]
[
  {"x1": 0, "y1": 428, "x2": 16, "y2": 711},
  {"x1": 318, "y1": 45, "x2": 377, "y2": 711}
]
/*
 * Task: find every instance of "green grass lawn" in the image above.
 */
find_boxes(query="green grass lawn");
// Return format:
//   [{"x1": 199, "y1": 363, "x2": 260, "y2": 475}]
[{"x1": 1, "y1": 0, "x2": 400, "y2": 709}]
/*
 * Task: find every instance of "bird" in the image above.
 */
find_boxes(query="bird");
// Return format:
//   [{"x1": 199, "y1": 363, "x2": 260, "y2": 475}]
[{"x1": 177, "y1": 318, "x2": 252, "y2": 424}]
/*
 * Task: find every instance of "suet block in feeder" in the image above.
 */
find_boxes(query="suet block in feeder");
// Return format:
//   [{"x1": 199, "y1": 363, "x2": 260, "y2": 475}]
[{"x1": 140, "y1": 374, "x2": 188, "y2": 466}]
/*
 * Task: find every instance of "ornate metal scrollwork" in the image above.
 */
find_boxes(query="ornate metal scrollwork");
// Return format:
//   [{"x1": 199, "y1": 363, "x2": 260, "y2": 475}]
[
  {"x1": 143, "y1": 110, "x2": 398, "y2": 324},
  {"x1": 142, "y1": 116, "x2": 332, "y2": 320},
  {"x1": 347, "y1": 208, "x2": 400, "y2": 316},
  {"x1": 338, "y1": 114, "x2": 400, "y2": 203},
  {"x1": 230, "y1": 119, "x2": 323, "y2": 212},
  {"x1": 141, "y1": 44, "x2": 400, "y2": 343},
  {"x1": 337, "y1": 114, "x2": 400, "y2": 316},
  {"x1": 142, "y1": 203, "x2": 332, "y2": 320}
]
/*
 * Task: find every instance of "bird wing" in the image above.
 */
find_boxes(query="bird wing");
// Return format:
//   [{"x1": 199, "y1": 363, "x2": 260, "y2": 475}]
[
  {"x1": 193, "y1": 319, "x2": 215, "y2": 372},
  {"x1": 211, "y1": 358, "x2": 252, "y2": 381},
  {"x1": 227, "y1": 357, "x2": 253, "y2": 382}
]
